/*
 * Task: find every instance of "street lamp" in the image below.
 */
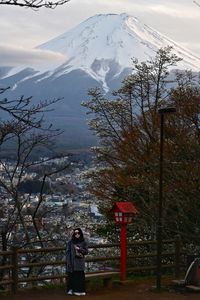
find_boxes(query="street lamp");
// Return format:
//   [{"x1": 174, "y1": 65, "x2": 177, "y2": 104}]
[{"x1": 156, "y1": 107, "x2": 176, "y2": 290}]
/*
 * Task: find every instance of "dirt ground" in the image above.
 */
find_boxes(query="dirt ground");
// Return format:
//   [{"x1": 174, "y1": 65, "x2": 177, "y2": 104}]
[{"x1": 3, "y1": 279, "x2": 200, "y2": 300}]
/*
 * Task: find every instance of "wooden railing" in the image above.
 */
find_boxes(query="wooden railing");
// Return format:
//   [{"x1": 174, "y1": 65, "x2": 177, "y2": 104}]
[{"x1": 0, "y1": 239, "x2": 182, "y2": 294}]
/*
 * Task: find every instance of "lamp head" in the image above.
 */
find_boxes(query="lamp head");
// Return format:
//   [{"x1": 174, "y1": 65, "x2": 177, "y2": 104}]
[{"x1": 158, "y1": 107, "x2": 176, "y2": 114}]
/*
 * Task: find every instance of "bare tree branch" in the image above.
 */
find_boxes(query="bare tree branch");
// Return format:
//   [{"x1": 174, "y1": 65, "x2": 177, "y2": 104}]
[
  {"x1": 0, "y1": 0, "x2": 70, "y2": 9},
  {"x1": 193, "y1": 1, "x2": 200, "y2": 8}
]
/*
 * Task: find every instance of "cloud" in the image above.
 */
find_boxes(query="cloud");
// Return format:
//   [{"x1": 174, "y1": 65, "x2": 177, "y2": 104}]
[
  {"x1": 0, "y1": 44, "x2": 65, "y2": 67},
  {"x1": 150, "y1": 4, "x2": 200, "y2": 19}
]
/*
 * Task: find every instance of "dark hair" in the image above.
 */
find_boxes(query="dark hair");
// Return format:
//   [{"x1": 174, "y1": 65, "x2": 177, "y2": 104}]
[{"x1": 71, "y1": 227, "x2": 84, "y2": 243}]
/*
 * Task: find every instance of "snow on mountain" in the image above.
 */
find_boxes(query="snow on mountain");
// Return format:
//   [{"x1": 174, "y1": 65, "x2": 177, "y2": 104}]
[
  {"x1": 5, "y1": 13, "x2": 200, "y2": 92},
  {"x1": 2, "y1": 13, "x2": 200, "y2": 149}
]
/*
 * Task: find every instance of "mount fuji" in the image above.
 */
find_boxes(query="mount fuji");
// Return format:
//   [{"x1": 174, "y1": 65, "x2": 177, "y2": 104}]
[{"x1": 1, "y1": 13, "x2": 200, "y2": 149}]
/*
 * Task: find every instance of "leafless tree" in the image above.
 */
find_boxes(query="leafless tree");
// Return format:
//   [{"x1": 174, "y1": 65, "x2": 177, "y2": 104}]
[
  {"x1": 0, "y1": 0, "x2": 70, "y2": 9},
  {"x1": 0, "y1": 88, "x2": 68, "y2": 248},
  {"x1": 0, "y1": 0, "x2": 71, "y2": 281}
]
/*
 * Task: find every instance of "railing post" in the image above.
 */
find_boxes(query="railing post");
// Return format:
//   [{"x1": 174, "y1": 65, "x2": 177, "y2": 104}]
[
  {"x1": 11, "y1": 246, "x2": 19, "y2": 294},
  {"x1": 174, "y1": 239, "x2": 181, "y2": 278}
]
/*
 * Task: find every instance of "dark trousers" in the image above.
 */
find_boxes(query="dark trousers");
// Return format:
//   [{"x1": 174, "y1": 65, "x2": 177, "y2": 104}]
[{"x1": 67, "y1": 271, "x2": 86, "y2": 293}]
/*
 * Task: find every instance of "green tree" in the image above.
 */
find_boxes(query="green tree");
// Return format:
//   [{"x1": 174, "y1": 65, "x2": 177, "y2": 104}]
[{"x1": 83, "y1": 47, "x2": 200, "y2": 246}]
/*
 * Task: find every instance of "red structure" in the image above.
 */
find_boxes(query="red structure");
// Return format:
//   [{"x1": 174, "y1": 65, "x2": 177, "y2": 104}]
[{"x1": 111, "y1": 202, "x2": 138, "y2": 281}]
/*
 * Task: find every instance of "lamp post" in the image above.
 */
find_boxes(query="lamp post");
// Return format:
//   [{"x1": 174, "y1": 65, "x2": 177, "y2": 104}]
[{"x1": 156, "y1": 107, "x2": 176, "y2": 290}]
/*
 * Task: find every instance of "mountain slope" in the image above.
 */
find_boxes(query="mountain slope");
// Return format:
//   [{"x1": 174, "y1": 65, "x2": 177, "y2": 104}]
[
  {"x1": 1, "y1": 13, "x2": 200, "y2": 149},
  {"x1": 5, "y1": 13, "x2": 200, "y2": 92}
]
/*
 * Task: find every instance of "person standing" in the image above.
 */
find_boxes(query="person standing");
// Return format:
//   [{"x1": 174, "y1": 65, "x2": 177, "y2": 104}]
[{"x1": 66, "y1": 228, "x2": 88, "y2": 296}]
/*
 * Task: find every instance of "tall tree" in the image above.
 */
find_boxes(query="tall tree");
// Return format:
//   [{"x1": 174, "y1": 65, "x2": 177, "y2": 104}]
[{"x1": 83, "y1": 47, "x2": 200, "y2": 246}]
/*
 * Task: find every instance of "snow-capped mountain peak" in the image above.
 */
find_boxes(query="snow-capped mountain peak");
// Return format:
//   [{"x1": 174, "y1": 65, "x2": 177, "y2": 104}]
[
  {"x1": 38, "y1": 13, "x2": 200, "y2": 89},
  {"x1": 2, "y1": 13, "x2": 200, "y2": 149},
  {"x1": 4, "y1": 13, "x2": 200, "y2": 91}
]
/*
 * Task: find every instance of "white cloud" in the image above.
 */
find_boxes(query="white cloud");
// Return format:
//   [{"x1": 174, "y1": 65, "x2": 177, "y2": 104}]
[
  {"x1": 150, "y1": 4, "x2": 200, "y2": 19},
  {"x1": 0, "y1": 44, "x2": 65, "y2": 67}
]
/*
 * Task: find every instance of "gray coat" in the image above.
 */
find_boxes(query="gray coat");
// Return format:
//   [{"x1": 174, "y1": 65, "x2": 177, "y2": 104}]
[{"x1": 66, "y1": 240, "x2": 88, "y2": 272}]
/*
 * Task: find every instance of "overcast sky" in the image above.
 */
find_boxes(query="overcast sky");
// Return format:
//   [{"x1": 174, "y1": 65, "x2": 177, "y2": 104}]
[{"x1": 0, "y1": 0, "x2": 200, "y2": 66}]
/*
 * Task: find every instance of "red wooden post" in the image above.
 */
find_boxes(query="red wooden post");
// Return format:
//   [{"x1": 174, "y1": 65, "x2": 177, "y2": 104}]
[
  {"x1": 110, "y1": 202, "x2": 138, "y2": 282},
  {"x1": 120, "y1": 223, "x2": 127, "y2": 281}
]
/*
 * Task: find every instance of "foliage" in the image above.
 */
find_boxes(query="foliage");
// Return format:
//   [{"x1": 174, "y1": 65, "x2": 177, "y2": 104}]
[{"x1": 82, "y1": 47, "x2": 200, "y2": 246}]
